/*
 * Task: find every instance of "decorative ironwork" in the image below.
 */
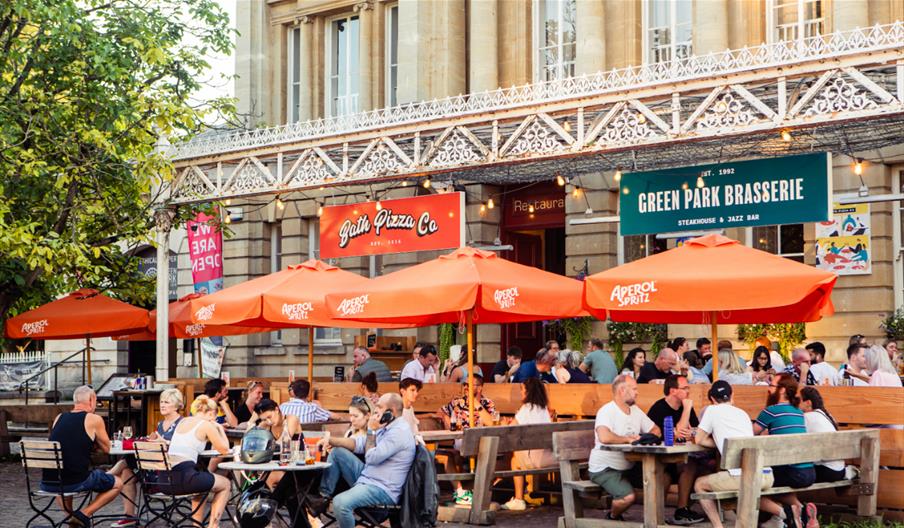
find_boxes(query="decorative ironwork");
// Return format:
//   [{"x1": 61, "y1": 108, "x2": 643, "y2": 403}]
[
  {"x1": 803, "y1": 76, "x2": 880, "y2": 117},
  {"x1": 426, "y1": 127, "x2": 485, "y2": 168},
  {"x1": 598, "y1": 107, "x2": 660, "y2": 146},
  {"x1": 505, "y1": 118, "x2": 568, "y2": 157},
  {"x1": 697, "y1": 92, "x2": 758, "y2": 130}
]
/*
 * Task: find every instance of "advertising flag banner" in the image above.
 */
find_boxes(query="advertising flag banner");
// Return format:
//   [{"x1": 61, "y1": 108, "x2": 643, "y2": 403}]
[
  {"x1": 619, "y1": 152, "x2": 832, "y2": 236},
  {"x1": 186, "y1": 212, "x2": 225, "y2": 377},
  {"x1": 815, "y1": 202, "x2": 871, "y2": 276},
  {"x1": 319, "y1": 192, "x2": 466, "y2": 259}
]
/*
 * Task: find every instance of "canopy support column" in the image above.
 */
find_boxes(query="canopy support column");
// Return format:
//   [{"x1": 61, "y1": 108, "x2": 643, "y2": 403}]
[
  {"x1": 154, "y1": 207, "x2": 175, "y2": 382},
  {"x1": 85, "y1": 336, "x2": 92, "y2": 386},
  {"x1": 710, "y1": 312, "x2": 719, "y2": 381},
  {"x1": 467, "y1": 311, "x2": 475, "y2": 428},
  {"x1": 308, "y1": 327, "x2": 315, "y2": 386}
]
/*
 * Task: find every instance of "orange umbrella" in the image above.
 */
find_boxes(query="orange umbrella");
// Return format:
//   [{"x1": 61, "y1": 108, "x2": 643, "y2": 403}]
[
  {"x1": 325, "y1": 247, "x2": 589, "y2": 424},
  {"x1": 189, "y1": 259, "x2": 399, "y2": 384},
  {"x1": 583, "y1": 234, "x2": 836, "y2": 377},
  {"x1": 4, "y1": 288, "x2": 150, "y2": 384}
]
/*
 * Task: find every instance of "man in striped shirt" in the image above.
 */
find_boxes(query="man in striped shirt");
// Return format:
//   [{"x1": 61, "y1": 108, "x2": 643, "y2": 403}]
[{"x1": 279, "y1": 379, "x2": 339, "y2": 424}]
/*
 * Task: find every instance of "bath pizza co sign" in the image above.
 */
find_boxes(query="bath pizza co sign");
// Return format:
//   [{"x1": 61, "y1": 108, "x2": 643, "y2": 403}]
[
  {"x1": 319, "y1": 192, "x2": 466, "y2": 259},
  {"x1": 619, "y1": 152, "x2": 832, "y2": 236}
]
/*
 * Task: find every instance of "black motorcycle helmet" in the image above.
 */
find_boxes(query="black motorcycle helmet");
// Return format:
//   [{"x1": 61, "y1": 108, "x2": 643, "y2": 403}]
[
  {"x1": 240, "y1": 427, "x2": 276, "y2": 464},
  {"x1": 238, "y1": 482, "x2": 277, "y2": 528}
]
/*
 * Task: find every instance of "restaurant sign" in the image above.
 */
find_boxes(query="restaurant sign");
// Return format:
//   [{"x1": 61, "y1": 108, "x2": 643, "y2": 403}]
[
  {"x1": 619, "y1": 152, "x2": 832, "y2": 236},
  {"x1": 319, "y1": 192, "x2": 465, "y2": 259}
]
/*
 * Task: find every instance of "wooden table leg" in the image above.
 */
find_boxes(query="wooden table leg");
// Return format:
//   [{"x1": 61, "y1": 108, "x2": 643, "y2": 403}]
[{"x1": 641, "y1": 453, "x2": 665, "y2": 528}]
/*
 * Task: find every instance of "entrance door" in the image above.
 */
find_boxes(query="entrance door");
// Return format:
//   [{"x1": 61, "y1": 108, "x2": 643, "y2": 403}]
[{"x1": 503, "y1": 232, "x2": 544, "y2": 360}]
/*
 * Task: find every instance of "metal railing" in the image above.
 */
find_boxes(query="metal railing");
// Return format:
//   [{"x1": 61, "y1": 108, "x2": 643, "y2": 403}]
[
  {"x1": 19, "y1": 348, "x2": 89, "y2": 410},
  {"x1": 0, "y1": 350, "x2": 46, "y2": 365}
]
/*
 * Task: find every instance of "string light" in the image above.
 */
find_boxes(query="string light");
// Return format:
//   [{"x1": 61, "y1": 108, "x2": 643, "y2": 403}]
[
  {"x1": 681, "y1": 182, "x2": 689, "y2": 190},
  {"x1": 479, "y1": 204, "x2": 487, "y2": 214},
  {"x1": 572, "y1": 186, "x2": 582, "y2": 198},
  {"x1": 487, "y1": 198, "x2": 495, "y2": 209},
  {"x1": 401, "y1": 181, "x2": 409, "y2": 187},
  {"x1": 696, "y1": 175, "x2": 705, "y2": 188},
  {"x1": 224, "y1": 199, "x2": 232, "y2": 206},
  {"x1": 224, "y1": 214, "x2": 232, "y2": 224},
  {"x1": 781, "y1": 130, "x2": 792, "y2": 142},
  {"x1": 375, "y1": 200, "x2": 382, "y2": 211},
  {"x1": 637, "y1": 113, "x2": 647, "y2": 124},
  {"x1": 562, "y1": 120, "x2": 572, "y2": 133},
  {"x1": 854, "y1": 159, "x2": 864, "y2": 176},
  {"x1": 528, "y1": 204, "x2": 535, "y2": 213},
  {"x1": 556, "y1": 174, "x2": 566, "y2": 186},
  {"x1": 614, "y1": 169, "x2": 622, "y2": 182},
  {"x1": 448, "y1": 211, "x2": 454, "y2": 218},
  {"x1": 276, "y1": 196, "x2": 285, "y2": 210},
  {"x1": 622, "y1": 186, "x2": 630, "y2": 195},
  {"x1": 317, "y1": 203, "x2": 323, "y2": 217},
  {"x1": 422, "y1": 178, "x2": 431, "y2": 189}
]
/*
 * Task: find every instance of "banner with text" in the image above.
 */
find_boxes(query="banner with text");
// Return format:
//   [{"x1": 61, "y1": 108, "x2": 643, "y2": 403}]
[
  {"x1": 815, "y1": 202, "x2": 871, "y2": 275},
  {"x1": 319, "y1": 192, "x2": 466, "y2": 259},
  {"x1": 186, "y1": 212, "x2": 225, "y2": 377},
  {"x1": 619, "y1": 152, "x2": 832, "y2": 236}
]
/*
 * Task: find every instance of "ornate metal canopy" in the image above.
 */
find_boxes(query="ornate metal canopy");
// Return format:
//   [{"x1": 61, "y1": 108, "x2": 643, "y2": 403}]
[{"x1": 168, "y1": 23, "x2": 904, "y2": 204}]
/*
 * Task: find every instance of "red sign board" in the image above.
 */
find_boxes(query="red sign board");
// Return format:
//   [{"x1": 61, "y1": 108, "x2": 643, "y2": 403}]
[
  {"x1": 502, "y1": 184, "x2": 566, "y2": 229},
  {"x1": 319, "y1": 192, "x2": 466, "y2": 259},
  {"x1": 186, "y1": 212, "x2": 224, "y2": 286}
]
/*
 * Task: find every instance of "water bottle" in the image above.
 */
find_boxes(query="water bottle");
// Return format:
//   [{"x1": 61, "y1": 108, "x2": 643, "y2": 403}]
[
  {"x1": 279, "y1": 427, "x2": 292, "y2": 464},
  {"x1": 663, "y1": 416, "x2": 674, "y2": 447}
]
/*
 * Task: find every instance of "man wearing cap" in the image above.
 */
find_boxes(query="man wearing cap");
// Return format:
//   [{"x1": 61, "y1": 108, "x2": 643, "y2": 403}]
[{"x1": 694, "y1": 381, "x2": 778, "y2": 528}]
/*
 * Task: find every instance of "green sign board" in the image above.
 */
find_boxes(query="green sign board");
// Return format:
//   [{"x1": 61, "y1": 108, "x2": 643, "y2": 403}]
[{"x1": 619, "y1": 152, "x2": 832, "y2": 236}]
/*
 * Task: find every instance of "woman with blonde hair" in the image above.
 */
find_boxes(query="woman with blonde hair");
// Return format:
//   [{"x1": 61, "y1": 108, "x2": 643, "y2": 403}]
[
  {"x1": 864, "y1": 344, "x2": 903, "y2": 387},
  {"x1": 718, "y1": 348, "x2": 753, "y2": 385},
  {"x1": 150, "y1": 388, "x2": 185, "y2": 442}
]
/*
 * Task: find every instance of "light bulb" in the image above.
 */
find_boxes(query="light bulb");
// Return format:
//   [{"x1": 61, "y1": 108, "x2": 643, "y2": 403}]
[
  {"x1": 681, "y1": 182, "x2": 689, "y2": 190},
  {"x1": 224, "y1": 215, "x2": 231, "y2": 224},
  {"x1": 479, "y1": 204, "x2": 487, "y2": 214},
  {"x1": 781, "y1": 130, "x2": 792, "y2": 142},
  {"x1": 622, "y1": 186, "x2": 630, "y2": 195},
  {"x1": 487, "y1": 198, "x2": 495, "y2": 209},
  {"x1": 637, "y1": 113, "x2": 647, "y2": 124},
  {"x1": 224, "y1": 199, "x2": 232, "y2": 206},
  {"x1": 375, "y1": 200, "x2": 382, "y2": 211},
  {"x1": 854, "y1": 159, "x2": 863, "y2": 176},
  {"x1": 353, "y1": 209, "x2": 358, "y2": 215},
  {"x1": 317, "y1": 204, "x2": 323, "y2": 217},
  {"x1": 572, "y1": 186, "x2": 582, "y2": 198},
  {"x1": 528, "y1": 204, "x2": 535, "y2": 213},
  {"x1": 276, "y1": 197, "x2": 285, "y2": 210},
  {"x1": 562, "y1": 120, "x2": 572, "y2": 133},
  {"x1": 422, "y1": 178, "x2": 431, "y2": 189},
  {"x1": 696, "y1": 175, "x2": 705, "y2": 188},
  {"x1": 556, "y1": 174, "x2": 566, "y2": 186},
  {"x1": 614, "y1": 169, "x2": 622, "y2": 182},
  {"x1": 448, "y1": 211, "x2": 454, "y2": 218},
  {"x1": 401, "y1": 181, "x2": 408, "y2": 187}
]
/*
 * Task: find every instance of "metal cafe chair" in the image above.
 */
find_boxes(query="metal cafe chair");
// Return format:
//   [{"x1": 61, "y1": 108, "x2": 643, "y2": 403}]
[
  {"x1": 20, "y1": 440, "x2": 93, "y2": 528},
  {"x1": 133, "y1": 440, "x2": 209, "y2": 528}
]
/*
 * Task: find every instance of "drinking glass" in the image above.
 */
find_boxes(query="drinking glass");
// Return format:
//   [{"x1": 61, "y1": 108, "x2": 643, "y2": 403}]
[{"x1": 123, "y1": 426, "x2": 133, "y2": 440}]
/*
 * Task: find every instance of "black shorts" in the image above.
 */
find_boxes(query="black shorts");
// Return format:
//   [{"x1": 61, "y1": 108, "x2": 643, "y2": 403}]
[
  {"x1": 159, "y1": 461, "x2": 215, "y2": 495},
  {"x1": 772, "y1": 465, "x2": 816, "y2": 488},
  {"x1": 814, "y1": 465, "x2": 845, "y2": 483}
]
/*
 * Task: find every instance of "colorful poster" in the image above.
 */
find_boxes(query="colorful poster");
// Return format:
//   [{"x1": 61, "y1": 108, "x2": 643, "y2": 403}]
[
  {"x1": 319, "y1": 192, "x2": 465, "y2": 259},
  {"x1": 815, "y1": 202, "x2": 871, "y2": 275},
  {"x1": 186, "y1": 212, "x2": 225, "y2": 377}
]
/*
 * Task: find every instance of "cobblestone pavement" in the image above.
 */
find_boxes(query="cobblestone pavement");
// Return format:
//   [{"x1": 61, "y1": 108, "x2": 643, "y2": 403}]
[{"x1": 0, "y1": 461, "x2": 628, "y2": 528}]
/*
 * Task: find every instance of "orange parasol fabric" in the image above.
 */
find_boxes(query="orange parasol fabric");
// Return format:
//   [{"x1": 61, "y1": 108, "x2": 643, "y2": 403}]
[
  {"x1": 5, "y1": 288, "x2": 149, "y2": 340},
  {"x1": 582, "y1": 234, "x2": 836, "y2": 324},
  {"x1": 117, "y1": 293, "x2": 270, "y2": 340},
  {"x1": 324, "y1": 247, "x2": 589, "y2": 325}
]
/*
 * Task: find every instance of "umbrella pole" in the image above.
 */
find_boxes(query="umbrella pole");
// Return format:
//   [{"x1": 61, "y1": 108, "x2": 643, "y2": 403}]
[
  {"x1": 308, "y1": 327, "x2": 315, "y2": 388},
  {"x1": 85, "y1": 336, "x2": 92, "y2": 386},
  {"x1": 710, "y1": 312, "x2": 719, "y2": 381},
  {"x1": 196, "y1": 338, "x2": 202, "y2": 378},
  {"x1": 467, "y1": 311, "x2": 475, "y2": 429}
]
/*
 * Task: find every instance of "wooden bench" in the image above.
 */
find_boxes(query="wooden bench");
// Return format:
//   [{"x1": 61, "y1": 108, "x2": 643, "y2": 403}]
[
  {"x1": 436, "y1": 420, "x2": 595, "y2": 525},
  {"x1": 690, "y1": 429, "x2": 880, "y2": 528},
  {"x1": 553, "y1": 429, "x2": 609, "y2": 528}
]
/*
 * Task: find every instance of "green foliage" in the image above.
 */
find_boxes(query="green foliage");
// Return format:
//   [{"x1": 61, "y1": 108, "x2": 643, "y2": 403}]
[
  {"x1": 606, "y1": 321, "x2": 668, "y2": 362},
  {"x1": 545, "y1": 317, "x2": 594, "y2": 351},
  {"x1": 438, "y1": 323, "x2": 455, "y2": 362},
  {"x1": 0, "y1": 0, "x2": 235, "y2": 324},
  {"x1": 736, "y1": 323, "x2": 807, "y2": 361},
  {"x1": 881, "y1": 308, "x2": 904, "y2": 340}
]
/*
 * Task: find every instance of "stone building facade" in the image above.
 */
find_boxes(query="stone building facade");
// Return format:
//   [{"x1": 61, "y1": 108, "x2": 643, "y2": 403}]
[{"x1": 154, "y1": 0, "x2": 904, "y2": 379}]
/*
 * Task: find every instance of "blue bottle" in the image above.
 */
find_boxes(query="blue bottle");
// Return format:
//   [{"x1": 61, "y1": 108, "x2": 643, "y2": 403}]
[{"x1": 663, "y1": 416, "x2": 674, "y2": 446}]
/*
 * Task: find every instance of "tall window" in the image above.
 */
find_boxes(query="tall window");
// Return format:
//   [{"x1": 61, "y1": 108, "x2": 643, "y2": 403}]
[
  {"x1": 327, "y1": 15, "x2": 360, "y2": 117},
  {"x1": 536, "y1": 0, "x2": 576, "y2": 82},
  {"x1": 308, "y1": 219, "x2": 342, "y2": 343},
  {"x1": 644, "y1": 0, "x2": 692, "y2": 64},
  {"x1": 623, "y1": 235, "x2": 668, "y2": 263},
  {"x1": 269, "y1": 223, "x2": 283, "y2": 346},
  {"x1": 768, "y1": 0, "x2": 823, "y2": 42},
  {"x1": 288, "y1": 27, "x2": 302, "y2": 123},
  {"x1": 753, "y1": 224, "x2": 805, "y2": 262},
  {"x1": 385, "y1": 4, "x2": 399, "y2": 107}
]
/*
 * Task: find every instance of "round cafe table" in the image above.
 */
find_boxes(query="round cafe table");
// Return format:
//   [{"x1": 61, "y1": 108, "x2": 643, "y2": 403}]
[{"x1": 219, "y1": 460, "x2": 332, "y2": 527}]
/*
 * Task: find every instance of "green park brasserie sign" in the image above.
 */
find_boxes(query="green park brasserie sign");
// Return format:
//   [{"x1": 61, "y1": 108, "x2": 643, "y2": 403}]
[{"x1": 619, "y1": 152, "x2": 832, "y2": 236}]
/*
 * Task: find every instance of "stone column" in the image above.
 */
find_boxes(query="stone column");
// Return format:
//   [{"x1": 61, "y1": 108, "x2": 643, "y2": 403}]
[
  {"x1": 693, "y1": 0, "x2": 728, "y2": 54},
  {"x1": 576, "y1": 0, "x2": 605, "y2": 75},
  {"x1": 355, "y1": 1, "x2": 374, "y2": 112},
  {"x1": 832, "y1": 0, "x2": 869, "y2": 32},
  {"x1": 297, "y1": 16, "x2": 314, "y2": 122},
  {"x1": 469, "y1": 0, "x2": 498, "y2": 92},
  {"x1": 154, "y1": 207, "x2": 176, "y2": 382},
  {"x1": 604, "y1": 0, "x2": 642, "y2": 70}
]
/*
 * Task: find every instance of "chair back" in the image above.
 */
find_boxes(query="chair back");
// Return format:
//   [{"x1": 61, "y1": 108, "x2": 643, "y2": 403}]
[
  {"x1": 20, "y1": 440, "x2": 65, "y2": 493},
  {"x1": 133, "y1": 440, "x2": 173, "y2": 472}
]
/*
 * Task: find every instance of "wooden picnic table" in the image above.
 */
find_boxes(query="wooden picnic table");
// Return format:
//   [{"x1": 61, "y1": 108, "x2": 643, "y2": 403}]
[
  {"x1": 419, "y1": 429, "x2": 463, "y2": 443},
  {"x1": 597, "y1": 442, "x2": 710, "y2": 528}
]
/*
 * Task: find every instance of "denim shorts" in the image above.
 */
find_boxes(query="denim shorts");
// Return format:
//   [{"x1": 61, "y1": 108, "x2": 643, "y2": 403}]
[{"x1": 41, "y1": 469, "x2": 115, "y2": 494}]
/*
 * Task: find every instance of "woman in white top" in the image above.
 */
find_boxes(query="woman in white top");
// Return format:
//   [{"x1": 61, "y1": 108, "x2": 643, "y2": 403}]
[
  {"x1": 502, "y1": 378, "x2": 555, "y2": 511},
  {"x1": 864, "y1": 345, "x2": 903, "y2": 387},
  {"x1": 717, "y1": 349, "x2": 754, "y2": 385},
  {"x1": 166, "y1": 395, "x2": 231, "y2": 528},
  {"x1": 800, "y1": 387, "x2": 847, "y2": 482}
]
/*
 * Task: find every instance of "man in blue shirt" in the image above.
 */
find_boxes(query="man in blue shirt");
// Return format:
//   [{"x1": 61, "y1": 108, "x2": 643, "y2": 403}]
[
  {"x1": 512, "y1": 348, "x2": 557, "y2": 383},
  {"x1": 314, "y1": 393, "x2": 416, "y2": 528}
]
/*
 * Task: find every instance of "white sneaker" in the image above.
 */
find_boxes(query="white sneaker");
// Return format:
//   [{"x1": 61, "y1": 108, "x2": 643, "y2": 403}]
[{"x1": 501, "y1": 498, "x2": 527, "y2": 511}]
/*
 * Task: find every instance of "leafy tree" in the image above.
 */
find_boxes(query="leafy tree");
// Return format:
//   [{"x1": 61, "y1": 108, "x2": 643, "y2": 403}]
[{"x1": 0, "y1": 0, "x2": 233, "y2": 328}]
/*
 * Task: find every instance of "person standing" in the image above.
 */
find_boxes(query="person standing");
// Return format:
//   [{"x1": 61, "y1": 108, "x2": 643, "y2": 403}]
[
  {"x1": 492, "y1": 346, "x2": 523, "y2": 383},
  {"x1": 399, "y1": 344, "x2": 438, "y2": 383},
  {"x1": 588, "y1": 375, "x2": 660, "y2": 521},
  {"x1": 645, "y1": 375, "x2": 704, "y2": 525},
  {"x1": 351, "y1": 347, "x2": 393, "y2": 383},
  {"x1": 580, "y1": 338, "x2": 618, "y2": 384}
]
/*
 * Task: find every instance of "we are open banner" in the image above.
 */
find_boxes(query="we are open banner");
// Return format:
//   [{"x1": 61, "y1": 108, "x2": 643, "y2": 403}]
[{"x1": 319, "y1": 193, "x2": 465, "y2": 259}]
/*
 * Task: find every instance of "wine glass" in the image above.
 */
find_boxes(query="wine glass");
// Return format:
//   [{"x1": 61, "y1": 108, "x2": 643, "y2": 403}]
[{"x1": 122, "y1": 426, "x2": 133, "y2": 440}]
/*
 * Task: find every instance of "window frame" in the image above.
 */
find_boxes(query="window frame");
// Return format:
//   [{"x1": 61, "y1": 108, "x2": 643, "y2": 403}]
[
  {"x1": 748, "y1": 224, "x2": 806, "y2": 262},
  {"x1": 324, "y1": 12, "x2": 361, "y2": 118},
  {"x1": 532, "y1": 0, "x2": 577, "y2": 83},
  {"x1": 308, "y1": 218, "x2": 343, "y2": 344},
  {"x1": 287, "y1": 25, "x2": 302, "y2": 123},
  {"x1": 384, "y1": 2, "x2": 399, "y2": 108},
  {"x1": 641, "y1": 0, "x2": 693, "y2": 65},
  {"x1": 269, "y1": 222, "x2": 283, "y2": 346},
  {"x1": 766, "y1": 0, "x2": 824, "y2": 43}
]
